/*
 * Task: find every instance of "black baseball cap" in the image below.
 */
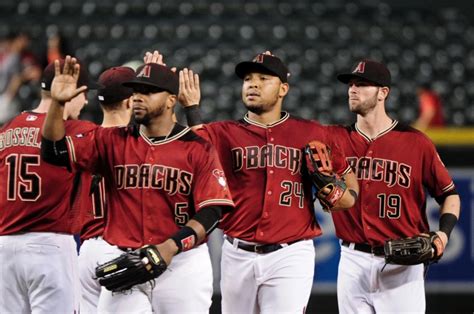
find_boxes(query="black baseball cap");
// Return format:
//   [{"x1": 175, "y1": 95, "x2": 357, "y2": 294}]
[
  {"x1": 123, "y1": 63, "x2": 179, "y2": 95},
  {"x1": 235, "y1": 53, "x2": 290, "y2": 83},
  {"x1": 97, "y1": 67, "x2": 135, "y2": 104},
  {"x1": 41, "y1": 58, "x2": 101, "y2": 91},
  {"x1": 337, "y1": 59, "x2": 391, "y2": 87}
]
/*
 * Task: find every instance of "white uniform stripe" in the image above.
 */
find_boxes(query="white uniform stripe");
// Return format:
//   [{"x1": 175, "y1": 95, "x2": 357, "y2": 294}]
[
  {"x1": 198, "y1": 199, "x2": 235, "y2": 209},
  {"x1": 65, "y1": 136, "x2": 76, "y2": 163},
  {"x1": 355, "y1": 120, "x2": 398, "y2": 142},
  {"x1": 139, "y1": 127, "x2": 191, "y2": 146},
  {"x1": 342, "y1": 165, "x2": 353, "y2": 176},
  {"x1": 244, "y1": 112, "x2": 290, "y2": 129},
  {"x1": 442, "y1": 182, "x2": 455, "y2": 192}
]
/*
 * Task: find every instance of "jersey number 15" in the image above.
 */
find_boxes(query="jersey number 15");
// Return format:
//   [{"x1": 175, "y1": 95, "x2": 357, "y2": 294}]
[{"x1": 6, "y1": 154, "x2": 41, "y2": 202}]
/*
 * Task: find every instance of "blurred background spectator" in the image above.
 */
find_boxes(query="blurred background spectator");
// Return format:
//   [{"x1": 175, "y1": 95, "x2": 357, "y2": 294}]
[
  {"x1": 413, "y1": 83, "x2": 446, "y2": 131},
  {"x1": 0, "y1": 30, "x2": 41, "y2": 125},
  {"x1": 41, "y1": 31, "x2": 72, "y2": 68}
]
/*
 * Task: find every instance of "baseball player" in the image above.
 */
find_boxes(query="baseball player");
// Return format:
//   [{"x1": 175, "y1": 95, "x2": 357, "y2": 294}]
[
  {"x1": 0, "y1": 59, "x2": 99, "y2": 313},
  {"x1": 329, "y1": 59, "x2": 461, "y2": 313},
  {"x1": 179, "y1": 51, "x2": 359, "y2": 313},
  {"x1": 78, "y1": 66, "x2": 135, "y2": 313},
  {"x1": 41, "y1": 56, "x2": 234, "y2": 313}
]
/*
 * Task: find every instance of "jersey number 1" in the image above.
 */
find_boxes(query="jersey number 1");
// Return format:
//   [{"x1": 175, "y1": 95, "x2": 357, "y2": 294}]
[{"x1": 6, "y1": 154, "x2": 41, "y2": 201}]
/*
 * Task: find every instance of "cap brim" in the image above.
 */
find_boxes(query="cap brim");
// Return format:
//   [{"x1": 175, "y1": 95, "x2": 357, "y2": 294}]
[
  {"x1": 336, "y1": 73, "x2": 384, "y2": 86},
  {"x1": 235, "y1": 62, "x2": 279, "y2": 79},
  {"x1": 122, "y1": 80, "x2": 162, "y2": 89},
  {"x1": 337, "y1": 73, "x2": 362, "y2": 84},
  {"x1": 122, "y1": 79, "x2": 175, "y2": 94}
]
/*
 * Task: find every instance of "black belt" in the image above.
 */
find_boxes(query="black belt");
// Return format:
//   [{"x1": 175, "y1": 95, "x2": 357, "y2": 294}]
[
  {"x1": 226, "y1": 236, "x2": 300, "y2": 254},
  {"x1": 341, "y1": 241, "x2": 385, "y2": 256}
]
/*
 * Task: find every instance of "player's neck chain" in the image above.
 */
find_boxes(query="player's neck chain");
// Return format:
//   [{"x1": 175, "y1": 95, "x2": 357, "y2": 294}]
[{"x1": 143, "y1": 123, "x2": 176, "y2": 143}]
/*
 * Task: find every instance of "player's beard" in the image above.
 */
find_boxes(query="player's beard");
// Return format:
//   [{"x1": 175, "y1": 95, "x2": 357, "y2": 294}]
[
  {"x1": 244, "y1": 95, "x2": 279, "y2": 115},
  {"x1": 134, "y1": 106, "x2": 165, "y2": 126},
  {"x1": 349, "y1": 92, "x2": 378, "y2": 116}
]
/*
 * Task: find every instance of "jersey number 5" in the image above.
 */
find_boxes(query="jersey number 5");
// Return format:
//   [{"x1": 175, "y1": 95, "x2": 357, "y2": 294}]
[{"x1": 6, "y1": 154, "x2": 41, "y2": 202}]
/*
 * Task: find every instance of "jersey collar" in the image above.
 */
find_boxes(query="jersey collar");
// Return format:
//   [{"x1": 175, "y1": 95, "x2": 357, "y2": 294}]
[
  {"x1": 139, "y1": 123, "x2": 191, "y2": 145},
  {"x1": 243, "y1": 111, "x2": 289, "y2": 129},
  {"x1": 355, "y1": 120, "x2": 398, "y2": 142}
]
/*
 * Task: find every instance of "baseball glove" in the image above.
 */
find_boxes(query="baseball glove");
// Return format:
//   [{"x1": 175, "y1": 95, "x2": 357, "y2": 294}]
[
  {"x1": 95, "y1": 245, "x2": 167, "y2": 292},
  {"x1": 384, "y1": 232, "x2": 444, "y2": 265},
  {"x1": 304, "y1": 141, "x2": 347, "y2": 210}
]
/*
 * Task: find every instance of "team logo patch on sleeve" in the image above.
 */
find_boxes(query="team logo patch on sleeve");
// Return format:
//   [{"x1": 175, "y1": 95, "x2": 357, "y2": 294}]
[{"x1": 212, "y1": 169, "x2": 227, "y2": 187}]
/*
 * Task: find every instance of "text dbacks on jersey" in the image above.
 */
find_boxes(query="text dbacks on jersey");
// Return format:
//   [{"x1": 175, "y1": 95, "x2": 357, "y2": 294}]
[
  {"x1": 347, "y1": 156, "x2": 411, "y2": 188},
  {"x1": 114, "y1": 164, "x2": 192, "y2": 195},
  {"x1": 232, "y1": 144, "x2": 302, "y2": 175}
]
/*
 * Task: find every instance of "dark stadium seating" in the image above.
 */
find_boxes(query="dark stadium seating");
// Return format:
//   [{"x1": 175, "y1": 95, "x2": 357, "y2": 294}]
[{"x1": 1, "y1": 0, "x2": 473, "y2": 126}]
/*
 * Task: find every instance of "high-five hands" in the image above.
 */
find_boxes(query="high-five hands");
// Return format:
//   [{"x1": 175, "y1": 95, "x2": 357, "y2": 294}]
[{"x1": 50, "y1": 56, "x2": 87, "y2": 104}]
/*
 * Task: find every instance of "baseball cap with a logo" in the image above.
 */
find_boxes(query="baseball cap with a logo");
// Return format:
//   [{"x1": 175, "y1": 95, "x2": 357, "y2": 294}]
[
  {"x1": 123, "y1": 63, "x2": 179, "y2": 95},
  {"x1": 235, "y1": 53, "x2": 290, "y2": 83},
  {"x1": 41, "y1": 59, "x2": 101, "y2": 91},
  {"x1": 97, "y1": 67, "x2": 135, "y2": 104},
  {"x1": 337, "y1": 59, "x2": 391, "y2": 87}
]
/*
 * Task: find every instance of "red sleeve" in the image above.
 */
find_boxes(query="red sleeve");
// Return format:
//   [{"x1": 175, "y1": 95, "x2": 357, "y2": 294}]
[
  {"x1": 421, "y1": 135, "x2": 455, "y2": 198},
  {"x1": 324, "y1": 125, "x2": 352, "y2": 176},
  {"x1": 192, "y1": 142, "x2": 234, "y2": 210},
  {"x1": 64, "y1": 120, "x2": 97, "y2": 135},
  {"x1": 328, "y1": 141, "x2": 351, "y2": 176},
  {"x1": 65, "y1": 125, "x2": 104, "y2": 174},
  {"x1": 192, "y1": 124, "x2": 216, "y2": 144}
]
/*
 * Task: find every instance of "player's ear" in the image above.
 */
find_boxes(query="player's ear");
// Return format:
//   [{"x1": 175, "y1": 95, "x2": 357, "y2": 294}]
[
  {"x1": 279, "y1": 82, "x2": 289, "y2": 98},
  {"x1": 378, "y1": 86, "x2": 390, "y2": 101},
  {"x1": 167, "y1": 94, "x2": 177, "y2": 109},
  {"x1": 125, "y1": 96, "x2": 133, "y2": 110}
]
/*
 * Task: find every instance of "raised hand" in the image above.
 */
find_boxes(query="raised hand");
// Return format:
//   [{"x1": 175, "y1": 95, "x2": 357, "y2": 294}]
[
  {"x1": 143, "y1": 50, "x2": 164, "y2": 65},
  {"x1": 50, "y1": 55, "x2": 87, "y2": 104},
  {"x1": 178, "y1": 68, "x2": 200, "y2": 107},
  {"x1": 143, "y1": 50, "x2": 177, "y2": 72}
]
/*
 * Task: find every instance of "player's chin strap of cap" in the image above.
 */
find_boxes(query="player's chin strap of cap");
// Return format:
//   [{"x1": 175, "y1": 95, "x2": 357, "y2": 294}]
[{"x1": 41, "y1": 136, "x2": 71, "y2": 172}]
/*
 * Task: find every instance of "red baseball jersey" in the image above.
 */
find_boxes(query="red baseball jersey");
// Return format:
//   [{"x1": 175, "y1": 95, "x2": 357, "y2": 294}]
[
  {"x1": 0, "y1": 112, "x2": 97, "y2": 235},
  {"x1": 194, "y1": 112, "x2": 351, "y2": 244},
  {"x1": 65, "y1": 123, "x2": 234, "y2": 249},
  {"x1": 79, "y1": 173, "x2": 106, "y2": 242},
  {"x1": 328, "y1": 121, "x2": 456, "y2": 246}
]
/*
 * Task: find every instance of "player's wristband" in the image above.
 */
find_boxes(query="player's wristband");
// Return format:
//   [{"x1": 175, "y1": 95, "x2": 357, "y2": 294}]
[
  {"x1": 439, "y1": 213, "x2": 458, "y2": 240},
  {"x1": 170, "y1": 226, "x2": 197, "y2": 254},
  {"x1": 184, "y1": 105, "x2": 203, "y2": 127}
]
